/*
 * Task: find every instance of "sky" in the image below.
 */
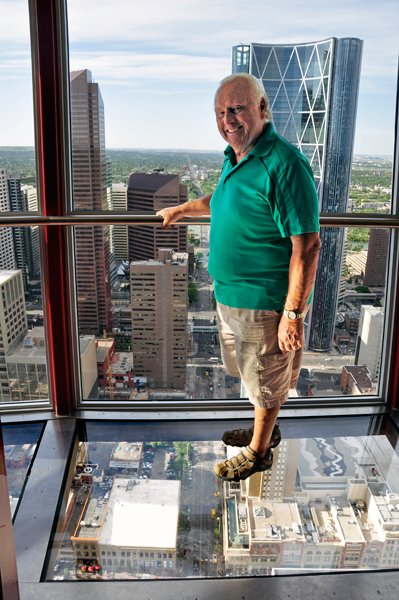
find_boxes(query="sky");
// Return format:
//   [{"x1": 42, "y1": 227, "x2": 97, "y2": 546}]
[{"x1": 0, "y1": 0, "x2": 398, "y2": 154}]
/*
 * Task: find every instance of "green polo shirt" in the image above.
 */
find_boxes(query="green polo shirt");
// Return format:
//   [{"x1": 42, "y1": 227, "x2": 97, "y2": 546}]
[{"x1": 208, "y1": 122, "x2": 320, "y2": 310}]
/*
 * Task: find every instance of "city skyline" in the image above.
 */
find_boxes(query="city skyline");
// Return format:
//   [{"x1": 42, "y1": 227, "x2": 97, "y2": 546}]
[{"x1": 0, "y1": 0, "x2": 398, "y2": 154}]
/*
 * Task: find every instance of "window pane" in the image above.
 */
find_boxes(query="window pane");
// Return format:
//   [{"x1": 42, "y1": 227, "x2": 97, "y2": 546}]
[
  {"x1": 75, "y1": 222, "x2": 233, "y2": 401},
  {"x1": 2, "y1": 421, "x2": 44, "y2": 517},
  {"x1": 76, "y1": 223, "x2": 389, "y2": 403},
  {"x1": 0, "y1": 1, "x2": 38, "y2": 211},
  {"x1": 294, "y1": 226, "x2": 389, "y2": 399},
  {"x1": 66, "y1": 2, "x2": 397, "y2": 405},
  {"x1": 0, "y1": 227, "x2": 49, "y2": 407},
  {"x1": 44, "y1": 416, "x2": 399, "y2": 580}
]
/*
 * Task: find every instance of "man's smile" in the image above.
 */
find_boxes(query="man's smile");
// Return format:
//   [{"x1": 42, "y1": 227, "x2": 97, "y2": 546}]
[{"x1": 226, "y1": 126, "x2": 242, "y2": 133}]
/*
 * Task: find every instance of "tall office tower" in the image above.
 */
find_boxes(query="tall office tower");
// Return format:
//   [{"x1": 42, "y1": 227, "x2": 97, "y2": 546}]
[
  {"x1": 243, "y1": 438, "x2": 301, "y2": 500},
  {"x1": 70, "y1": 69, "x2": 112, "y2": 334},
  {"x1": 112, "y1": 183, "x2": 128, "y2": 262},
  {"x1": 21, "y1": 186, "x2": 40, "y2": 281},
  {"x1": 364, "y1": 228, "x2": 389, "y2": 288},
  {"x1": 232, "y1": 38, "x2": 363, "y2": 351},
  {"x1": 130, "y1": 249, "x2": 188, "y2": 389},
  {"x1": 0, "y1": 169, "x2": 16, "y2": 271},
  {"x1": 127, "y1": 173, "x2": 187, "y2": 262},
  {"x1": 338, "y1": 230, "x2": 349, "y2": 305},
  {"x1": 7, "y1": 176, "x2": 40, "y2": 292},
  {"x1": 0, "y1": 271, "x2": 28, "y2": 402},
  {"x1": 355, "y1": 305, "x2": 384, "y2": 380}
]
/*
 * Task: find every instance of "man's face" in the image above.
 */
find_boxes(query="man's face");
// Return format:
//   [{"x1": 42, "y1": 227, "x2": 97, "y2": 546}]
[{"x1": 215, "y1": 80, "x2": 266, "y2": 156}]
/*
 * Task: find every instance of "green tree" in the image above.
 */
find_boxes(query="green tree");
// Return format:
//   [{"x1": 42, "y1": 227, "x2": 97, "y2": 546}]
[
  {"x1": 188, "y1": 282, "x2": 199, "y2": 304},
  {"x1": 355, "y1": 285, "x2": 370, "y2": 293},
  {"x1": 373, "y1": 300, "x2": 382, "y2": 307},
  {"x1": 197, "y1": 251, "x2": 203, "y2": 260},
  {"x1": 211, "y1": 290, "x2": 216, "y2": 309}
]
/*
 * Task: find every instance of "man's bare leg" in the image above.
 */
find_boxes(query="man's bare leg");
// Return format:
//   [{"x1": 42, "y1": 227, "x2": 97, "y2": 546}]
[{"x1": 249, "y1": 405, "x2": 280, "y2": 458}]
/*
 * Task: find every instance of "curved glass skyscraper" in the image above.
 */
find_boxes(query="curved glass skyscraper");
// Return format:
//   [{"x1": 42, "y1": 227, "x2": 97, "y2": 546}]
[{"x1": 232, "y1": 38, "x2": 363, "y2": 351}]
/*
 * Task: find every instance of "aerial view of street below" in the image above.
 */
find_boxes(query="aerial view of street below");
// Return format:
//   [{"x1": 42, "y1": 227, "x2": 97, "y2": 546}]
[{"x1": 46, "y1": 433, "x2": 399, "y2": 580}]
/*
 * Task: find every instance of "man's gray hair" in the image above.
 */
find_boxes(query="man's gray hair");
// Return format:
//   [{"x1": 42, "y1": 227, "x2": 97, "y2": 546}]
[{"x1": 216, "y1": 73, "x2": 272, "y2": 121}]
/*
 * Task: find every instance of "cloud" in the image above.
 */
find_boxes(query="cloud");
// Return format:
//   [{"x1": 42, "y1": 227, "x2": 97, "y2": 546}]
[{"x1": 70, "y1": 52, "x2": 228, "y2": 83}]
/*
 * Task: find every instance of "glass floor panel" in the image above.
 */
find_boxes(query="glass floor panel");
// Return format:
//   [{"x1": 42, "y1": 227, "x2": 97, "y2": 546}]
[
  {"x1": 2, "y1": 422, "x2": 44, "y2": 519},
  {"x1": 45, "y1": 416, "x2": 399, "y2": 580}
]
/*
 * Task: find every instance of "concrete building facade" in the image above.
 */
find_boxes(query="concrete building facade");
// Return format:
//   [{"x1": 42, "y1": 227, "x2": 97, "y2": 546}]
[
  {"x1": 130, "y1": 249, "x2": 188, "y2": 390},
  {"x1": 0, "y1": 270, "x2": 28, "y2": 402},
  {"x1": 355, "y1": 305, "x2": 384, "y2": 380},
  {"x1": 364, "y1": 228, "x2": 389, "y2": 288},
  {"x1": 112, "y1": 183, "x2": 128, "y2": 262}
]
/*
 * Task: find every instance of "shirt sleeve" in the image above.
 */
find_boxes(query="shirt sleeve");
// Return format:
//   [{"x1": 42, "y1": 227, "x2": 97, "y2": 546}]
[{"x1": 272, "y1": 158, "x2": 320, "y2": 238}]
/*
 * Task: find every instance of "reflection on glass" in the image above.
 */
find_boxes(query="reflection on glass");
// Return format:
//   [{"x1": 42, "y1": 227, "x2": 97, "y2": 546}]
[
  {"x1": 2, "y1": 422, "x2": 43, "y2": 517},
  {"x1": 0, "y1": 227, "x2": 48, "y2": 404},
  {"x1": 47, "y1": 432, "x2": 399, "y2": 580}
]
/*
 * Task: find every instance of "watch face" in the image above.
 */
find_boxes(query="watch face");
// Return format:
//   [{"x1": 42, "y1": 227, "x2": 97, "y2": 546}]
[{"x1": 288, "y1": 311, "x2": 296, "y2": 320}]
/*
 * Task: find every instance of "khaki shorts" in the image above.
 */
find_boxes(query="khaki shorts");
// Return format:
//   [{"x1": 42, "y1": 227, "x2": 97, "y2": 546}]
[{"x1": 217, "y1": 302, "x2": 303, "y2": 409}]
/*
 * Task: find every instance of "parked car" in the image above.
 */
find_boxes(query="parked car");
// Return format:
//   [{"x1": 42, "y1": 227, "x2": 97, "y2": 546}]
[
  {"x1": 184, "y1": 549, "x2": 191, "y2": 559},
  {"x1": 193, "y1": 559, "x2": 199, "y2": 571}
]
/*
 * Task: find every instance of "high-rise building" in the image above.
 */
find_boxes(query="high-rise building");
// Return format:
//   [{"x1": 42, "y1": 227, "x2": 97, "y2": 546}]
[
  {"x1": 232, "y1": 38, "x2": 363, "y2": 351},
  {"x1": 127, "y1": 173, "x2": 187, "y2": 262},
  {"x1": 70, "y1": 69, "x2": 112, "y2": 334},
  {"x1": 7, "y1": 175, "x2": 40, "y2": 293},
  {"x1": 364, "y1": 228, "x2": 389, "y2": 288},
  {"x1": 0, "y1": 270, "x2": 28, "y2": 402},
  {"x1": 130, "y1": 249, "x2": 188, "y2": 389},
  {"x1": 0, "y1": 169, "x2": 16, "y2": 271},
  {"x1": 112, "y1": 183, "x2": 128, "y2": 262},
  {"x1": 355, "y1": 305, "x2": 384, "y2": 380}
]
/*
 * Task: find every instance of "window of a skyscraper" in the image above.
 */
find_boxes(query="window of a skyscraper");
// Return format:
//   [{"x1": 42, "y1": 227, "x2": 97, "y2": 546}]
[{"x1": 65, "y1": 1, "x2": 398, "y2": 407}]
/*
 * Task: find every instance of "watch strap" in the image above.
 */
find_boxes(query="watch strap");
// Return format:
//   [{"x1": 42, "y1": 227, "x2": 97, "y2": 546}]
[{"x1": 283, "y1": 308, "x2": 305, "y2": 320}]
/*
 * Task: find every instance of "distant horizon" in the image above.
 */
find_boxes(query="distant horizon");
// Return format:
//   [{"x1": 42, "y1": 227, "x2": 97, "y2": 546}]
[{"x1": 0, "y1": 146, "x2": 393, "y2": 159}]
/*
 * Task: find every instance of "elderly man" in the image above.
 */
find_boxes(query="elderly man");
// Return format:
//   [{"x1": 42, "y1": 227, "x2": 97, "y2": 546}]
[{"x1": 157, "y1": 73, "x2": 320, "y2": 482}]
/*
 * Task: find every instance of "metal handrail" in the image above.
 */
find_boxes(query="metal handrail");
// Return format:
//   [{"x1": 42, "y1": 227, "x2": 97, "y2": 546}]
[{"x1": 0, "y1": 211, "x2": 398, "y2": 227}]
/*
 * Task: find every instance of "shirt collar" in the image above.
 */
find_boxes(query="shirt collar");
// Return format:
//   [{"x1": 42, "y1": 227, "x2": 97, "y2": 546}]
[{"x1": 223, "y1": 121, "x2": 277, "y2": 160}]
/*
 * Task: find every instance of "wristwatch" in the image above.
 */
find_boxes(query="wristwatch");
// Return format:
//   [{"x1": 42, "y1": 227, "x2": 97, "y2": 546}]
[{"x1": 283, "y1": 308, "x2": 305, "y2": 321}]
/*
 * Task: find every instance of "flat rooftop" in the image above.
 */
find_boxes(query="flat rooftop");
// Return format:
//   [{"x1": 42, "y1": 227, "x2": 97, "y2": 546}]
[
  {"x1": 110, "y1": 352, "x2": 133, "y2": 375},
  {"x1": 6, "y1": 336, "x2": 46, "y2": 359},
  {"x1": 336, "y1": 505, "x2": 364, "y2": 542},
  {"x1": 79, "y1": 335, "x2": 95, "y2": 355},
  {"x1": 0, "y1": 270, "x2": 21, "y2": 285},
  {"x1": 99, "y1": 478, "x2": 180, "y2": 549},
  {"x1": 110, "y1": 442, "x2": 142, "y2": 462},
  {"x1": 248, "y1": 498, "x2": 304, "y2": 542}
]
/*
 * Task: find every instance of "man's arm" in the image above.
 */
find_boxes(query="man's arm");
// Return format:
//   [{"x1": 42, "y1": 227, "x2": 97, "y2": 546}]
[
  {"x1": 156, "y1": 194, "x2": 212, "y2": 229},
  {"x1": 278, "y1": 231, "x2": 321, "y2": 357}
]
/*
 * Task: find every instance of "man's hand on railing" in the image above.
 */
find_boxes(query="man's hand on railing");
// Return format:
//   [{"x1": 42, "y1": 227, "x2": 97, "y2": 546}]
[{"x1": 156, "y1": 206, "x2": 183, "y2": 230}]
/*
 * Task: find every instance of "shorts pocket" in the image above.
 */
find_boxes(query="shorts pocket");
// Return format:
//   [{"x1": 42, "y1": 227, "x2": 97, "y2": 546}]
[{"x1": 257, "y1": 352, "x2": 293, "y2": 400}]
